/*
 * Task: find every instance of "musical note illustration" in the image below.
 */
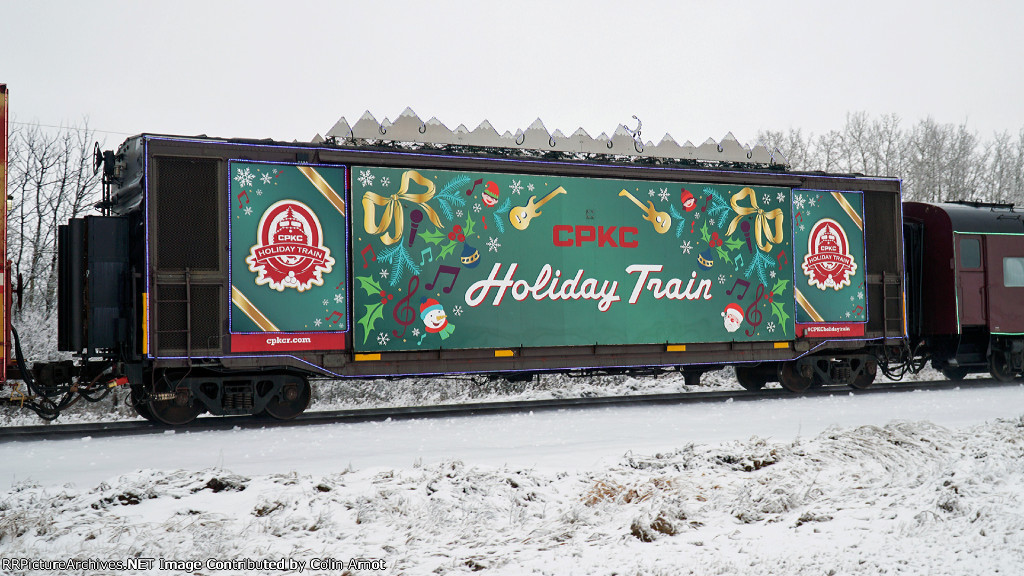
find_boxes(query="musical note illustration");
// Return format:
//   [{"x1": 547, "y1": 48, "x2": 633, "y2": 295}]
[
  {"x1": 510, "y1": 186, "x2": 567, "y2": 230},
  {"x1": 744, "y1": 284, "x2": 766, "y2": 337},
  {"x1": 392, "y1": 276, "x2": 420, "y2": 338},
  {"x1": 360, "y1": 244, "x2": 377, "y2": 268},
  {"x1": 854, "y1": 305, "x2": 864, "y2": 317},
  {"x1": 795, "y1": 212, "x2": 803, "y2": 225},
  {"x1": 237, "y1": 190, "x2": 249, "y2": 209},
  {"x1": 325, "y1": 310, "x2": 344, "y2": 325},
  {"x1": 701, "y1": 195, "x2": 712, "y2": 212},
  {"x1": 726, "y1": 278, "x2": 751, "y2": 299},
  {"x1": 408, "y1": 209, "x2": 423, "y2": 247},
  {"x1": 618, "y1": 189, "x2": 671, "y2": 234},
  {"x1": 777, "y1": 251, "x2": 787, "y2": 268},
  {"x1": 465, "y1": 178, "x2": 484, "y2": 196},
  {"x1": 420, "y1": 247, "x2": 433, "y2": 265},
  {"x1": 733, "y1": 252, "x2": 746, "y2": 272},
  {"x1": 425, "y1": 265, "x2": 461, "y2": 293}
]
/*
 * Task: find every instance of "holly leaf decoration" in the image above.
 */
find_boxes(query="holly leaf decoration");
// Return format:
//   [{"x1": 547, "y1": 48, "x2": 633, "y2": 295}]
[
  {"x1": 438, "y1": 240, "x2": 458, "y2": 261},
  {"x1": 724, "y1": 235, "x2": 744, "y2": 252},
  {"x1": 771, "y1": 300, "x2": 790, "y2": 336},
  {"x1": 463, "y1": 213, "x2": 475, "y2": 237},
  {"x1": 357, "y1": 302, "x2": 385, "y2": 344},
  {"x1": 700, "y1": 220, "x2": 711, "y2": 243},
  {"x1": 772, "y1": 278, "x2": 790, "y2": 297},
  {"x1": 716, "y1": 245, "x2": 732, "y2": 265},
  {"x1": 420, "y1": 228, "x2": 446, "y2": 246},
  {"x1": 356, "y1": 275, "x2": 382, "y2": 296}
]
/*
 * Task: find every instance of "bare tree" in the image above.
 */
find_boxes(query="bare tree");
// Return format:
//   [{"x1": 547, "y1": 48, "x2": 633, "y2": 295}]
[{"x1": 7, "y1": 119, "x2": 102, "y2": 317}]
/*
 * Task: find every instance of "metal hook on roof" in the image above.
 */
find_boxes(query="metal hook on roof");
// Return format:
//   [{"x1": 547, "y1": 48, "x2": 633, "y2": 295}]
[
  {"x1": 418, "y1": 122, "x2": 427, "y2": 134},
  {"x1": 549, "y1": 135, "x2": 557, "y2": 148},
  {"x1": 516, "y1": 132, "x2": 526, "y2": 146}
]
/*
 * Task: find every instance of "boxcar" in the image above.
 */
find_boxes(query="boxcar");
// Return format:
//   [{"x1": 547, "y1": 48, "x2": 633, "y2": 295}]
[{"x1": 54, "y1": 134, "x2": 905, "y2": 424}]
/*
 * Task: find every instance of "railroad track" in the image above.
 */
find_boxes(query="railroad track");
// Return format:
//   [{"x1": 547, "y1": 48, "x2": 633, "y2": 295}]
[{"x1": 0, "y1": 378, "x2": 1014, "y2": 444}]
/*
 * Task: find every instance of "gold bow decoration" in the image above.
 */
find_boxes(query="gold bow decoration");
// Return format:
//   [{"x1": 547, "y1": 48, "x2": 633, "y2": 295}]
[
  {"x1": 725, "y1": 187, "x2": 785, "y2": 252},
  {"x1": 361, "y1": 170, "x2": 443, "y2": 245}
]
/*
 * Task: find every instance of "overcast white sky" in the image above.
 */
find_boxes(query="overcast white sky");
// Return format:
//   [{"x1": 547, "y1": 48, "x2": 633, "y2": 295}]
[{"x1": 4, "y1": 1, "x2": 1023, "y2": 149}]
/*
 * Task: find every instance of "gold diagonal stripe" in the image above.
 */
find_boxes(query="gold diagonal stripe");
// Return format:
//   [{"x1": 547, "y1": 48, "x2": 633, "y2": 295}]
[
  {"x1": 794, "y1": 287, "x2": 825, "y2": 322},
  {"x1": 831, "y1": 191, "x2": 863, "y2": 231},
  {"x1": 298, "y1": 165, "x2": 345, "y2": 216},
  {"x1": 232, "y1": 285, "x2": 280, "y2": 332}
]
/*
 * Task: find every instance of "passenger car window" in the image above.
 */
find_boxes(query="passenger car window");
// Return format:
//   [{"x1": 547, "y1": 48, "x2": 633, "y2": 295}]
[
  {"x1": 960, "y1": 238, "x2": 981, "y2": 269},
  {"x1": 1005, "y1": 257, "x2": 1024, "y2": 287}
]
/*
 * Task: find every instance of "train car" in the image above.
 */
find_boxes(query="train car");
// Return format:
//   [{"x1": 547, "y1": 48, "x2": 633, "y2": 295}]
[
  {"x1": 904, "y1": 201, "x2": 1024, "y2": 381},
  {"x1": 40, "y1": 115, "x2": 905, "y2": 425}
]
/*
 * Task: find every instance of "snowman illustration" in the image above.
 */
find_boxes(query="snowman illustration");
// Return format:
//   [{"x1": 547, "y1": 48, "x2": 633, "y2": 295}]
[
  {"x1": 418, "y1": 298, "x2": 455, "y2": 344},
  {"x1": 722, "y1": 303, "x2": 744, "y2": 333}
]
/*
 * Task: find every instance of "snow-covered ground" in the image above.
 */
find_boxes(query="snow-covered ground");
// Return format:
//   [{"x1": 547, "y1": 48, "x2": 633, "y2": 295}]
[{"x1": 2, "y1": 369, "x2": 1024, "y2": 575}]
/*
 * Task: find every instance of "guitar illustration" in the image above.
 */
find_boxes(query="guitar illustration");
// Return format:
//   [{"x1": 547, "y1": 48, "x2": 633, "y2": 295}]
[
  {"x1": 509, "y1": 186, "x2": 567, "y2": 230},
  {"x1": 618, "y1": 189, "x2": 671, "y2": 234}
]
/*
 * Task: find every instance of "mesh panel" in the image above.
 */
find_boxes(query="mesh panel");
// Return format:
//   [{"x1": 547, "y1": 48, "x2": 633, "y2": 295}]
[
  {"x1": 157, "y1": 284, "x2": 187, "y2": 351},
  {"x1": 191, "y1": 285, "x2": 221, "y2": 351},
  {"x1": 155, "y1": 157, "x2": 219, "y2": 270},
  {"x1": 864, "y1": 192, "x2": 898, "y2": 274}
]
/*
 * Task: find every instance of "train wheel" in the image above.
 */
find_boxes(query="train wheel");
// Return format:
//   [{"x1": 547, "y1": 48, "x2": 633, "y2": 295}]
[
  {"x1": 129, "y1": 386, "x2": 159, "y2": 423},
  {"x1": 147, "y1": 374, "x2": 203, "y2": 426},
  {"x1": 849, "y1": 362, "x2": 877, "y2": 390},
  {"x1": 778, "y1": 362, "x2": 814, "y2": 393},
  {"x1": 734, "y1": 366, "x2": 766, "y2": 391},
  {"x1": 989, "y1": 351, "x2": 1017, "y2": 382},
  {"x1": 264, "y1": 378, "x2": 311, "y2": 420}
]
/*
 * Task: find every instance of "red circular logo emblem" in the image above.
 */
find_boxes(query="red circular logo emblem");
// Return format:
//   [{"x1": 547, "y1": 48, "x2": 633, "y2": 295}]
[
  {"x1": 246, "y1": 200, "x2": 335, "y2": 292},
  {"x1": 801, "y1": 218, "x2": 857, "y2": 290}
]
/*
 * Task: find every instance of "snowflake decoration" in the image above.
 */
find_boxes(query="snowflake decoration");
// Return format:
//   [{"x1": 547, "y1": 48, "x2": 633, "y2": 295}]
[
  {"x1": 272, "y1": 168, "x2": 279, "y2": 175},
  {"x1": 799, "y1": 224, "x2": 806, "y2": 232},
  {"x1": 766, "y1": 322, "x2": 776, "y2": 333},
  {"x1": 809, "y1": 197, "x2": 817, "y2": 207},
  {"x1": 777, "y1": 191, "x2": 786, "y2": 203},
  {"x1": 794, "y1": 194, "x2": 806, "y2": 211},
  {"x1": 770, "y1": 270, "x2": 777, "y2": 278},
  {"x1": 260, "y1": 172, "x2": 273, "y2": 185},
  {"x1": 845, "y1": 311, "x2": 852, "y2": 318},
  {"x1": 380, "y1": 268, "x2": 390, "y2": 279},
  {"x1": 658, "y1": 188, "x2": 670, "y2": 202},
  {"x1": 334, "y1": 293, "x2": 344, "y2": 303},
  {"x1": 358, "y1": 169, "x2": 375, "y2": 187},
  {"x1": 456, "y1": 210, "x2": 464, "y2": 218},
  {"x1": 234, "y1": 167, "x2": 255, "y2": 187},
  {"x1": 243, "y1": 206, "x2": 253, "y2": 216},
  {"x1": 850, "y1": 295, "x2": 855, "y2": 302},
  {"x1": 411, "y1": 327, "x2": 420, "y2": 337},
  {"x1": 709, "y1": 218, "x2": 716, "y2": 227},
  {"x1": 487, "y1": 237, "x2": 501, "y2": 252},
  {"x1": 718, "y1": 274, "x2": 726, "y2": 284},
  {"x1": 762, "y1": 193, "x2": 772, "y2": 205},
  {"x1": 858, "y1": 291, "x2": 864, "y2": 300},
  {"x1": 452, "y1": 305, "x2": 463, "y2": 316},
  {"x1": 322, "y1": 299, "x2": 329, "y2": 306},
  {"x1": 255, "y1": 189, "x2": 263, "y2": 196},
  {"x1": 377, "y1": 332, "x2": 390, "y2": 346},
  {"x1": 527, "y1": 183, "x2": 535, "y2": 192},
  {"x1": 314, "y1": 318, "x2": 322, "y2": 327},
  {"x1": 381, "y1": 176, "x2": 390, "y2": 187},
  {"x1": 648, "y1": 189, "x2": 656, "y2": 197},
  {"x1": 510, "y1": 179, "x2": 524, "y2": 195},
  {"x1": 680, "y1": 241, "x2": 693, "y2": 254},
  {"x1": 473, "y1": 204, "x2": 482, "y2": 213}
]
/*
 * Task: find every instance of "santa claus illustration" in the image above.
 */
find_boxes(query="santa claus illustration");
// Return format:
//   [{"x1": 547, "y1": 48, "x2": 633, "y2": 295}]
[{"x1": 722, "y1": 303, "x2": 744, "y2": 333}]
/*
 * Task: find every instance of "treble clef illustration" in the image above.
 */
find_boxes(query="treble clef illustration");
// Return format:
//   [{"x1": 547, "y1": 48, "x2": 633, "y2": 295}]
[
  {"x1": 744, "y1": 283, "x2": 765, "y2": 337},
  {"x1": 392, "y1": 275, "x2": 420, "y2": 339}
]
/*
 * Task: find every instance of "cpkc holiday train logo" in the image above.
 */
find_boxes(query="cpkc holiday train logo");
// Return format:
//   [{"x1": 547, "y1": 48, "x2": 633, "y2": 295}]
[
  {"x1": 246, "y1": 200, "x2": 335, "y2": 292},
  {"x1": 801, "y1": 218, "x2": 857, "y2": 290}
]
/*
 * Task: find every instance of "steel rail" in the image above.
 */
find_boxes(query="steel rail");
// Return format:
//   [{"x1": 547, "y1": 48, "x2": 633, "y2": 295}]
[{"x1": 0, "y1": 378, "x2": 1016, "y2": 444}]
